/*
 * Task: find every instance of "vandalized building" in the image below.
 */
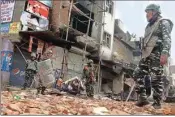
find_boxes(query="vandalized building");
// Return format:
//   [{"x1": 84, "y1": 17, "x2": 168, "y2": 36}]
[
  {"x1": 0, "y1": 0, "x2": 115, "y2": 92},
  {"x1": 94, "y1": 19, "x2": 140, "y2": 96},
  {"x1": 1, "y1": 0, "x2": 141, "y2": 98}
]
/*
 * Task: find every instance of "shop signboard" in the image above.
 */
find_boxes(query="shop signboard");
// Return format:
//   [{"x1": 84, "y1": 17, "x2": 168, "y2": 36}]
[
  {"x1": 0, "y1": 23, "x2": 10, "y2": 34},
  {"x1": 26, "y1": 0, "x2": 49, "y2": 20},
  {"x1": 38, "y1": 0, "x2": 52, "y2": 8},
  {"x1": 20, "y1": 11, "x2": 49, "y2": 31},
  {"x1": 1, "y1": 0, "x2": 16, "y2": 23},
  {"x1": 1, "y1": 51, "x2": 13, "y2": 72},
  {"x1": 9, "y1": 22, "x2": 21, "y2": 34}
]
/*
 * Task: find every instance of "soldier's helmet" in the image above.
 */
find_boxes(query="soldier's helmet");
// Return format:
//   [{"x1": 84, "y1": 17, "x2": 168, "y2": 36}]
[
  {"x1": 31, "y1": 52, "x2": 36, "y2": 58},
  {"x1": 87, "y1": 59, "x2": 93, "y2": 64},
  {"x1": 145, "y1": 4, "x2": 161, "y2": 14}
]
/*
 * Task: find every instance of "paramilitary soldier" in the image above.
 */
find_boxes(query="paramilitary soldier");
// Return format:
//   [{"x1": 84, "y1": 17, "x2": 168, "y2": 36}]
[
  {"x1": 133, "y1": 4, "x2": 173, "y2": 109},
  {"x1": 83, "y1": 59, "x2": 96, "y2": 97},
  {"x1": 23, "y1": 52, "x2": 38, "y2": 90}
]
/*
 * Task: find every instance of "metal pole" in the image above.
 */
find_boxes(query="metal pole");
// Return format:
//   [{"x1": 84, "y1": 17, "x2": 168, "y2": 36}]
[
  {"x1": 0, "y1": 38, "x2": 2, "y2": 95},
  {"x1": 65, "y1": 0, "x2": 73, "y2": 41},
  {"x1": 82, "y1": 3, "x2": 93, "y2": 66},
  {"x1": 97, "y1": 51, "x2": 104, "y2": 93},
  {"x1": 15, "y1": 44, "x2": 27, "y2": 63},
  {"x1": 125, "y1": 82, "x2": 136, "y2": 102},
  {"x1": 97, "y1": 1, "x2": 105, "y2": 94}
]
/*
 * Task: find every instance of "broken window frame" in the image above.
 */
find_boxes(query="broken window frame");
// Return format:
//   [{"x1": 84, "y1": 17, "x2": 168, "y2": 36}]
[
  {"x1": 103, "y1": 31, "x2": 111, "y2": 48},
  {"x1": 105, "y1": 0, "x2": 113, "y2": 14}
]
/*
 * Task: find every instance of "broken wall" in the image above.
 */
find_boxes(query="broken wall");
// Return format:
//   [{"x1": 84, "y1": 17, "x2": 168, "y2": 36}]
[
  {"x1": 113, "y1": 37, "x2": 134, "y2": 64},
  {"x1": 67, "y1": 52, "x2": 84, "y2": 79},
  {"x1": 51, "y1": 46, "x2": 64, "y2": 70},
  {"x1": 101, "y1": 68, "x2": 115, "y2": 93},
  {"x1": 51, "y1": 0, "x2": 69, "y2": 32},
  {"x1": 75, "y1": 0, "x2": 103, "y2": 45},
  {"x1": 113, "y1": 72, "x2": 124, "y2": 95}
]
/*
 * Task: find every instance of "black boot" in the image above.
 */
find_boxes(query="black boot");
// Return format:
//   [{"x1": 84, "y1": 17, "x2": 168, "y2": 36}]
[
  {"x1": 22, "y1": 83, "x2": 27, "y2": 90},
  {"x1": 152, "y1": 100, "x2": 161, "y2": 109},
  {"x1": 135, "y1": 99, "x2": 149, "y2": 107},
  {"x1": 37, "y1": 88, "x2": 41, "y2": 94},
  {"x1": 41, "y1": 87, "x2": 46, "y2": 95}
]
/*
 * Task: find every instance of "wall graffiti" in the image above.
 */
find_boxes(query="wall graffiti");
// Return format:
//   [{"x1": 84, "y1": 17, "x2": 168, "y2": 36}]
[
  {"x1": 12, "y1": 68, "x2": 25, "y2": 77},
  {"x1": 1, "y1": 51, "x2": 13, "y2": 72}
]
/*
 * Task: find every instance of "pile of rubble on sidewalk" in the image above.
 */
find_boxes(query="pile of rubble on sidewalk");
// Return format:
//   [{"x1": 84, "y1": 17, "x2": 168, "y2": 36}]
[{"x1": 1, "y1": 88, "x2": 175, "y2": 115}]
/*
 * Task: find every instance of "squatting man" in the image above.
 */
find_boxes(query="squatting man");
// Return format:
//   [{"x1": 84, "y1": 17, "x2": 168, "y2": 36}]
[{"x1": 133, "y1": 4, "x2": 173, "y2": 109}]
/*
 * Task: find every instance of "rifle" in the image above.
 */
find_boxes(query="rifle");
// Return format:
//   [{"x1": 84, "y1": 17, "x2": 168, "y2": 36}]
[{"x1": 126, "y1": 38, "x2": 143, "y2": 102}]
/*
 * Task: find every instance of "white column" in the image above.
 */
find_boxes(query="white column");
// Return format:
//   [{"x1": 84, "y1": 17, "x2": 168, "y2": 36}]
[{"x1": 112, "y1": 72, "x2": 124, "y2": 95}]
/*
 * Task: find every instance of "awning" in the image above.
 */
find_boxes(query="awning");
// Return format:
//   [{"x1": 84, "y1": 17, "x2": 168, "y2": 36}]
[
  {"x1": 74, "y1": 36, "x2": 98, "y2": 52},
  {"x1": 19, "y1": 31, "x2": 75, "y2": 48},
  {"x1": 101, "y1": 60, "x2": 123, "y2": 74},
  {"x1": 101, "y1": 59, "x2": 136, "y2": 72},
  {"x1": 59, "y1": 25, "x2": 84, "y2": 37}
]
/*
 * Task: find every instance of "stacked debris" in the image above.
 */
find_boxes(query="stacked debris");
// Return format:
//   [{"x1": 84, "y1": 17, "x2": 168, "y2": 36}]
[{"x1": 1, "y1": 90, "x2": 175, "y2": 115}]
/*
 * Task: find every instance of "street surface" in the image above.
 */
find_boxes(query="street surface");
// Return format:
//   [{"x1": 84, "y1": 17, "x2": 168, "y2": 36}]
[{"x1": 1, "y1": 89, "x2": 175, "y2": 115}]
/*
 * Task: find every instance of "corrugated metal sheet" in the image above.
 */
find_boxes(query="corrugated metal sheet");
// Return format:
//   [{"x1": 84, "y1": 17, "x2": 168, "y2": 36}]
[
  {"x1": 10, "y1": 50, "x2": 30, "y2": 87},
  {"x1": 67, "y1": 52, "x2": 84, "y2": 79},
  {"x1": 52, "y1": 46, "x2": 64, "y2": 70}
]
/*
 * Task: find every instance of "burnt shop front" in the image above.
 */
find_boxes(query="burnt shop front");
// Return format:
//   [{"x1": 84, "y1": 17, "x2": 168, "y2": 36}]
[{"x1": 10, "y1": 48, "x2": 31, "y2": 87}]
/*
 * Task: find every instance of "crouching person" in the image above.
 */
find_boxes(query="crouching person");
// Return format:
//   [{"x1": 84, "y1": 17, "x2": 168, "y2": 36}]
[
  {"x1": 22, "y1": 52, "x2": 38, "y2": 90},
  {"x1": 62, "y1": 77, "x2": 84, "y2": 95}
]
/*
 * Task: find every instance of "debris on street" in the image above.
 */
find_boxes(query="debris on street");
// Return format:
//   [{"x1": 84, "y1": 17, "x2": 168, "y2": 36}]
[{"x1": 1, "y1": 90, "x2": 175, "y2": 115}]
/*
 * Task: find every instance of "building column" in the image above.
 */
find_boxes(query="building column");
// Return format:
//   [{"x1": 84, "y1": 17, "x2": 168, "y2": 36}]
[
  {"x1": 0, "y1": 38, "x2": 2, "y2": 90},
  {"x1": 112, "y1": 71, "x2": 124, "y2": 95},
  {"x1": 1, "y1": 39, "x2": 14, "y2": 90}
]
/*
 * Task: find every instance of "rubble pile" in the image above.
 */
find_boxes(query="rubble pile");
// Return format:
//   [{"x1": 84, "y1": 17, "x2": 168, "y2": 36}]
[{"x1": 1, "y1": 90, "x2": 175, "y2": 115}]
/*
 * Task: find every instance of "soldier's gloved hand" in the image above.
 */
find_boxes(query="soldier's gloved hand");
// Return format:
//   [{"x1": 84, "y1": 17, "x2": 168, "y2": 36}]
[{"x1": 160, "y1": 54, "x2": 168, "y2": 65}]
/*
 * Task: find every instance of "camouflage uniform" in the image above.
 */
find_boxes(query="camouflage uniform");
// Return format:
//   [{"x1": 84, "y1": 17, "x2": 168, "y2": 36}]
[
  {"x1": 83, "y1": 60, "x2": 95, "y2": 97},
  {"x1": 133, "y1": 4, "x2": 173, "y2": 108},
  {"x1": 23, "y1": 53, "x2": 38, "y2": 89}
]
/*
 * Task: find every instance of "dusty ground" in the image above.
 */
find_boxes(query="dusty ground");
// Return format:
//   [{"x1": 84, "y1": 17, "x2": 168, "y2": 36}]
[{"x1": 1, "y1": 89, "x2": 175, "y2": 115}]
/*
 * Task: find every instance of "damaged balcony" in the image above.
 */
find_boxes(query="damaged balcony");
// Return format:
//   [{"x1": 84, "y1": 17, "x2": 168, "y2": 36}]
[
  {"x1": 59, "y1": 1, "x2": 99, "y2": 53},
  {"x1": 19, "y1": 30, "x2": 74, "y2": 49}
]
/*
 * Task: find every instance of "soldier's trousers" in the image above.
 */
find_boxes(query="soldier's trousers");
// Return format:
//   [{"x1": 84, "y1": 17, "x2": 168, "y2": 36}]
[
  {"x1": 86, "y1": 83, "x2": 94, "y2": 97},
  {"x1": 135, "y1": 48, "x2": 163, "y2": 102},
  {"x1": 23, "y1": 69, "x2": 36, "y2": 89}
]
